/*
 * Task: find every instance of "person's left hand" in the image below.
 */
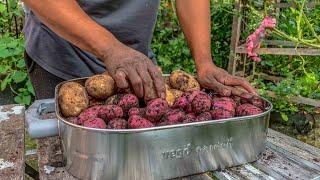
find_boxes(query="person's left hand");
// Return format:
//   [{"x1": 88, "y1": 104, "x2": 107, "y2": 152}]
[{"x1": 196, "y1": 61, "x2": 257, "y2": 97}]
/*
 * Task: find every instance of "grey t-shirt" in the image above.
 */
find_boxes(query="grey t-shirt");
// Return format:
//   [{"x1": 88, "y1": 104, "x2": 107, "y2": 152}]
[{"x1": 23, "y1": 0, "x2": 160, "y2": 80}]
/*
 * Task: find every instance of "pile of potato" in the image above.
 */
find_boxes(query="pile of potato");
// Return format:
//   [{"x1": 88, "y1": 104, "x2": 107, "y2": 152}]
[{"x1": 58, "y1": 70, "x2": 266, "y2": 129}]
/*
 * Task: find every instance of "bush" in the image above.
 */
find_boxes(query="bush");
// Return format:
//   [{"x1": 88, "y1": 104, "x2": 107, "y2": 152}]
[
  {"x1": 0, "y1": 1, "x2": 35, "y2": 105},
  {"x1": 152, "y1": 0, "x2": 234, "y2": 74}
]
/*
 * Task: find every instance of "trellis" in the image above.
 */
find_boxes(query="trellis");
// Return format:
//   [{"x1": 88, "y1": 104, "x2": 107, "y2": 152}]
[{"x1": 228, "y1": 0, "x2": 320, "y2": 107}]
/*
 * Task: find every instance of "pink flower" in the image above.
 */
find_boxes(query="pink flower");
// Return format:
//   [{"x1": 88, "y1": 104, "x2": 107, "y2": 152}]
[
  {"x1": 246, "y1": 17, "x2": 277, "y2": 62},
  {"x1": 261, "y1": 17, "x2": 277, "y2": 28}
]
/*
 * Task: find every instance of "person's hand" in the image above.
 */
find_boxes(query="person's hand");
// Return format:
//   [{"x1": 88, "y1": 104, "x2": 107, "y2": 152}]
[
  {"x1": 196, "y1": 61, "x2": 257, "y2": 96},
  {"x1": 101, "y1": 43, "x2": 165, "y2": 101}
]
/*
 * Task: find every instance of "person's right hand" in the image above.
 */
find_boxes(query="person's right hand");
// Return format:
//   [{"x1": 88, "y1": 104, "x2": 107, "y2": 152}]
[{"x1": 101, "y1": 43, "x2": 165, "y2": 101}]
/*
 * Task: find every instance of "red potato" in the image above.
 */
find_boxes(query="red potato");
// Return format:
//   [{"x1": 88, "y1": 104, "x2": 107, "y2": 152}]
[
  {"x1": 212, "y1": 97, "x2": 236, "y2": 116},
  {"x1": 196, "y1": 112, "x2": 212, "y2": 122},
  {"x1": 128, "y1": 107, "x2": 146, "y2": 117},
  {"x1": 128, "y1": 115, "x2": 154, "y2": 129},
  {"x1": 107, "y1": 118, "x2": 128, "y2": 129},
  {"x1": 173, "y1": 90, "x2": 206, "y2": 112},
  {"x1": 146, "y1": 98, "x2": 169, "y2": 122},
  {"x1": 83, "y1": 118, "x2": 107, "y2": 129},
  {"x1": 211, "y1": 109, "x2": 234, "y2": 120},
  {"x1": 183, "y1": 113, "x2": 197, "y2": 123},
  {"x1": 98, "y1": 105, "x2": 123, "y2": 122},
  {"x1": 118, "y1": 94, "x2": 139, "y2": 115},
  {"x1": 236, "y1": 103, "x2": 262, "y2": 116},
  {"x1": 162, "y1": 109, "x2": 186, "y2": 125},
  {"x1": 77, "y1": 105, "x2": 102, "y2": 125},
  {"x1": 191, "y1": 94, "x2": 212, "y2": 114}
]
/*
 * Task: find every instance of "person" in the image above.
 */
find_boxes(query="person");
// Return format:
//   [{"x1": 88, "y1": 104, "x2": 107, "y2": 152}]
[{"x1": 22, "y1": 0, "x2": 256, "y2": 100}]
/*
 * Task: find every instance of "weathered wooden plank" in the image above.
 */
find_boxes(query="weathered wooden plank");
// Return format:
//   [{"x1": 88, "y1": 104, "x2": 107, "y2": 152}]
[
  {"x1": 0, "y1": 105, "x2": 25, "y2": 180},
  {"x1": 274, "y1": 2, "x2": 320, "y2": 8},
  {"x1": 254, "y1": 147, "x2": 320, "y2": 180},
  {"x1": 262, "y1": 40, "x2": 305, "y2": 48},
  {"x1": 180, "y1": 173, "x2": 213, "y2": 180},
  {"x1": 254, "y1": 73, "x2": 283, "y2": 83},
  {"x1": 38, "y1": 136, "x2": 76, "y2": 180},
  {"x1": 267, "y1": 91, "x2": 320, "y2": 107},
  {"x1": 227, "y1": 0, "x2": 242, "y2": 75},
  {"x1": 214, "y1": 129, "x2": 320, "y2": 180},
  {"x1": 238, "y1": 41, "x2": 305, "y2": 48},
  {"x1": 214, "y1": 164, "x2": 276, "y2": 180},
  {"x1": 267, "y1": 129, "x2": 320, "y2": 165},
  {"x1": 289, "y1": 96, "x2": 320, "y2": 107},
  {"x1": 235, "y1": 46, "x2": 320, "y2": 56}
]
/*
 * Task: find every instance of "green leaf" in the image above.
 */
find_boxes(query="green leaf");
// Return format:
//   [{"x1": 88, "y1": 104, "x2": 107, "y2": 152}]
[
  {"x1": 14, "y1": 95, "x2": 23, "y2": 104},
  {"x1": 0, "y1": 65, "x2": 10, "y2": 74},
  {"x1": 6, "y1": 40, "x2": 18, "y2": 48},
  {"x1": 14, "y1": 94, "x2": 31, "y2": 105},
  {"x1": 12, "y1": 71, "x2": 27, "y2": 83},
  {"x1": 280, "y1": 112, "x2": 289, "y2": 121},
  {"x1": 0, "y1": 74, "x2": 11, "y2": 91},
  {"x1": 16, "y1": 59, "x2": 25, "y2": 68},
  {"x1": 0, "y1": 49, "x2": 11, "y2": 58},
  {"x1": 0, "y1": 3, "x2": 6, "y2": 13},
  {"x1": 23, "y1": 95, "x2": 32, "y2": 105},
  {"x1": 26, "y1": 80, "x2": 35, "y2": 96}
]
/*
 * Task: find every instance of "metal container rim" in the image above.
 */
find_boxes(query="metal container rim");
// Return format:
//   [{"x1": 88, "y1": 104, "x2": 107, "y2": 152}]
[{"x1": 55, "y1": 77, "x2": 273, "y2": 134}]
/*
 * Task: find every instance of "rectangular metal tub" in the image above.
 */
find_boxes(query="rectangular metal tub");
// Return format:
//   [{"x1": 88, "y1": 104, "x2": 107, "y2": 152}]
[{"x1": 55, "y1": 77, "x2": 272, "y2": 180}]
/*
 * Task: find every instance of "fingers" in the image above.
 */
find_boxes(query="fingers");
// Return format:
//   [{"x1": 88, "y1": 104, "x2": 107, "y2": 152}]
[
  {"x1": 205, "y1": 76, "x2": 232, "y2": 96},
  {"x1": 231, "y1": 87, "x2": 254, "y2": 99},
  {"x1": 114, "y1": 69, "x2": 129, "y2": 89},
  {"x1": 126, "y1": 68, "x2": 144, "y2": 98},
  {"x1": 136, "y1": 65, "x2": 156, "y2": 101},
  {"x1": 148, "y1": 65, "x2": 166, "y2": 99},
  {"x1": 222, "y1": 76, "x2": 258, "y2": 95}
]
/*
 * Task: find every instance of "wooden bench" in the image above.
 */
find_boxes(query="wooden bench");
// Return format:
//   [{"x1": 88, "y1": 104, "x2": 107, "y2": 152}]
[
  {"x1": 36, "y1": 129, "x2": 320, "y2": 180},
  {"x1": 1, "y1": 104, "x2": 320, "y2": 179},
  {"x1": 0, "y1": 105, "x2": 25, "y2": 180}
]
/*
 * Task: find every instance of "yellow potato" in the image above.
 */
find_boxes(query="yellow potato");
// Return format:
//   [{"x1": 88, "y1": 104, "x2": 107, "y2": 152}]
[
  {"x1": 170, "y1": 89, "x2": 184, "y2": 99},
  {"x1": 169, "y1": 70, "x2": 200, "y2": 92},
  {"x1": 166, "y1": 89, "x2": 175, "y2": 106},
  {"x1": 59, "y1": 82, "x2": 89, "y2": 117},
  {"x1": 85, "y1": 74, "x2": 116, "y2": 99}
]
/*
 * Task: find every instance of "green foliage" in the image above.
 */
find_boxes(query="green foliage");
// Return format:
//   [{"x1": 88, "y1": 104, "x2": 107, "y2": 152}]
[
  {"x1": 0, "y1": 1, "x2": 35, "y2": 105},
  {"x1": 152, "y1": 0, "x2": 234, "y2": 74},
  {"x1": 243, "y1": 0, "x2": 320, "y2": 120}
]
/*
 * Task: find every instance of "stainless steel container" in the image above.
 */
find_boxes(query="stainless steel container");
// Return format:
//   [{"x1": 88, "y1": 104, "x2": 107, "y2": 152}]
[{"x1": 55, "y1": 77, "x2": 272, "y2": 180}]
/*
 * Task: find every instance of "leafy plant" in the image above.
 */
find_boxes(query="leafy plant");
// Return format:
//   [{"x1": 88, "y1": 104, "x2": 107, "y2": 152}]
[
  {"x1": 0, "y1": 0, "x2": 35, "y2": 105},
  {"x1": 242, "y1": 0, "x2": 320, "y2": 121},
  {"x1": 152, "y1": 0, "x2": 234, "y2": 74}
]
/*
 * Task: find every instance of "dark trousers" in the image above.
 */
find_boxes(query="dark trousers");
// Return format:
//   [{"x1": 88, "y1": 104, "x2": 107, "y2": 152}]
[{"x1": 25, "y1": 52, "x2": 64, "y2": 99}]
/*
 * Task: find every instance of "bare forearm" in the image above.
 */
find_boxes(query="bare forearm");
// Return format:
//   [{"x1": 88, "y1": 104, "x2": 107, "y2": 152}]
[
  {"x1": 176, "y1": 0, "x2": 213, "y2": 70},
  {"x1": 22, "y1": 0, "x2": 119, "y2": 59}
]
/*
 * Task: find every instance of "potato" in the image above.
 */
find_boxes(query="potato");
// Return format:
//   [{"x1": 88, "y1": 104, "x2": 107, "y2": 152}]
[
  {"x1": 166, "y1": 89, "x2": 175, "y2": 107},
  {"x1": 164, "y1": 84, "x2": 174, "y2": 106},
  {"x1": 169, "y1": 70, "x2": 200, "y2": 92},
  {"x1": 59, "y1": 82, "x2": 89, "y2": 117},
  {"x1": 85, "y1": 74, "x2": 116, "y2": 99},
  {"x1": 170, "y1": 89, "x2": 183, "y2": 99},
  {"x1": 165, "y1": 79, "x2": 171, "y2": 87}
]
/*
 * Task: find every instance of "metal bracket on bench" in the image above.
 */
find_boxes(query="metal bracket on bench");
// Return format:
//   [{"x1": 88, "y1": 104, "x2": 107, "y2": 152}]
[{"x1": 26, "y1": 99, "x2": 58, "y2": 139}]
